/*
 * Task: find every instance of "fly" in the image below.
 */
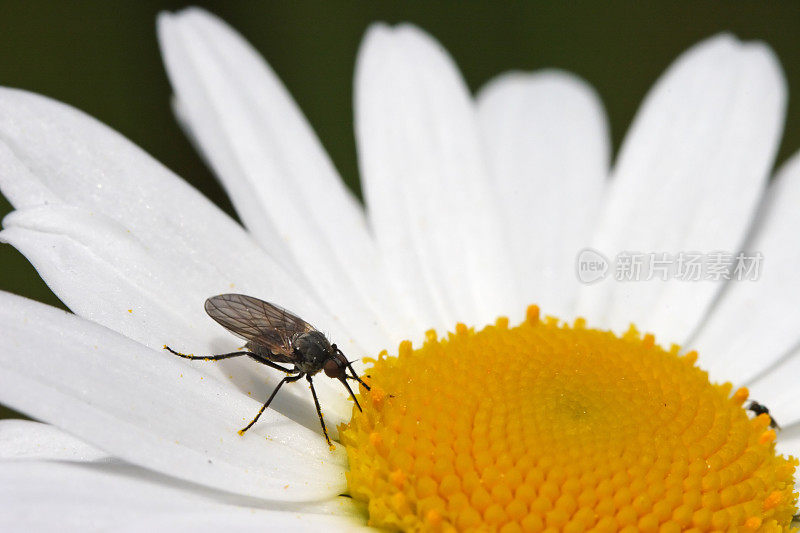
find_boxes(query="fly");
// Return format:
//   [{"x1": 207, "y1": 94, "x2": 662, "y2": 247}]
[
  {"x1": 164, "y1": 293, "x2": 370, "y2": 447},
  {"x1": 746, "y1": 400, "x2": 780, "y2": 430}
]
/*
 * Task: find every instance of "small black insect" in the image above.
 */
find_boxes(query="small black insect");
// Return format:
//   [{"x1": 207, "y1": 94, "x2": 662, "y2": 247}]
[
  {"x1": 746, "y1": 400, "x2": 780, "y2": 430},
  {"x1": 165, "y1": 294, "x2": 370, "y2": 447}
]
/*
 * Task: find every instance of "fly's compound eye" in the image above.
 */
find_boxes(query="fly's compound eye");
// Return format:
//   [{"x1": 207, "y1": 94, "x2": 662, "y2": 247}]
[{"x1": 324, "y1": 358, "x2": 343, "y2": 378}]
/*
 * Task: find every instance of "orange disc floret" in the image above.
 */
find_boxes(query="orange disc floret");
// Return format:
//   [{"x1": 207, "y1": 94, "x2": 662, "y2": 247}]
[{"x1": 339, "y1": 308, "x2": 798, "y2": 531}]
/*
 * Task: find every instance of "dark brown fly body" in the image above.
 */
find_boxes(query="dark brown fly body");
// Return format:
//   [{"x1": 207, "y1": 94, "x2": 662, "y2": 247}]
[{"x1": 165, "y1": 293, "x2": 370, "y2": 446}]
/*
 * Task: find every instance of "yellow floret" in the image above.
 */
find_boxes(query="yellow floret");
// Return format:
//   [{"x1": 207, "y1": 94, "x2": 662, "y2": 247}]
[{"x1": 340, "y1": 306, "x2": 798, "y2": 531}]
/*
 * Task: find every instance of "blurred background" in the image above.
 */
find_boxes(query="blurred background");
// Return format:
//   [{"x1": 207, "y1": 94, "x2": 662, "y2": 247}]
[{"x1": 1, "y1": 1, "x2": 799, "y2": 419}]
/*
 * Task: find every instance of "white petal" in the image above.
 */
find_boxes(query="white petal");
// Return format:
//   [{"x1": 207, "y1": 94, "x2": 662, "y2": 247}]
[
  {"x1": 0, "y1": 205, "x2": 354, "y2": 430},
  {"x1": 0, "y1": 87, "x2": 356, "y2": 348},
  {"x1": 116, "y1": 512, "x2": 371, "y2": 533},
  {"x1": 0, "y1": 461, "x2": 369, "y2": 532},
  {"x1": 477, "y1": 70, "x2": 610, "y2": 318},
  {"x1": 0, "y1": 87, "x2": 364, "y2": 418},
  {"x1": 691, "y1": 152, "x2": 800, "y2": 384},
  {"x1": 747, "y1": 348, "x2": 800, "y2": 429},
  {"x1": 356, "y1": 23, "x2": 518, "y2": 332},
  {"x1": 0, "y1": 420, "x2": 108, "y2": 462},
  {"x1": 577, "y1": 34, "x2": 786, "y2": 342},
  {"x1": 0, "y1": 291, "x2": 347, "y2": 500},
  {"x1": 158, "y1": 8, "x2": 412, "y2": 351}
]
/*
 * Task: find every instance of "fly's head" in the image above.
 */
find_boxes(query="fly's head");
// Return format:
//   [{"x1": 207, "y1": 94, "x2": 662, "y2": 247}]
[
  {"x1": 323, "y1": 349, "x2": 350, "y2": 381},
  {"x1": 322, "y1": 344, "x2": 369, "y2": 412}
]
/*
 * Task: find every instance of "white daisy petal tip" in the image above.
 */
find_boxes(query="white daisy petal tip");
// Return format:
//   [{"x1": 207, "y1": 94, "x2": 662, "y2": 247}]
[
  {"x1": 476, "y1": 68, "x2": 611, "y2": 167},
  {"x1": 363, "y1": 20, "x2": 398, "y2": 37},
  {"x1": 393, "y1": 22, "x2": 466, "y2": 78},
  {"x1": 159, "y1": 6, "x2": 236, "y2": 40},
  {"x1": 479, "y1": 68, "x2": 598, "y2": 100},
  {"x1": 474, "y1": 67, "x2": 611, "y2": 318},
  {"x1": 162, "y1": 5, "x2": 214, "y2": 23},
  {"x1": 671, "y1": 31, "x2": 786, "y2": 119},
  {"x1": 394, "y1": 21, "x2": 441, "y2": 44},
  {"x1": 357, "y1": 24, "x2": 395, "y2": 68},
  {"x1": 159, "y1": 2, "x2": 409, "y2": 352},
  {"x1": 357, "y1": 12, "x2": 520, "y2": 329},
  {"x1": 741, "y1": 44, "x2": 787, "y2": 126},
  {"x1": 359, "y1": 22, "x2": 452, "y2": 71},
  {"x1": 577, "y1": 27, "x2": 788, "y2": 339}
]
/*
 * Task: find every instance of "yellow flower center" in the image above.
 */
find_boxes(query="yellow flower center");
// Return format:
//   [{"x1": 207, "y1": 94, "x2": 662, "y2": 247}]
[{"x1": 340, "y1": 306, "x2": 798, "y2": 532}]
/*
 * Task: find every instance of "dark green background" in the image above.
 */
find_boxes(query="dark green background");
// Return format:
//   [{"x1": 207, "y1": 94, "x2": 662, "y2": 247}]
[{"x1": 1, "y1": 1, "x2": 799, "y2": 419}]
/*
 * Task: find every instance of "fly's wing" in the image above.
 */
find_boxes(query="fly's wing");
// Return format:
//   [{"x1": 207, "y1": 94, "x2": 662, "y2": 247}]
[{"x1": 204, "y1": 294, "x2": 315, "y2": 361}]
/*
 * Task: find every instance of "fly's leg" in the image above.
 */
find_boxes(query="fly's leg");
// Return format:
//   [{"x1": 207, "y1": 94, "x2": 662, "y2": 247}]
[
  {"x1": 239, "y1": 373, "x2": 304, "y2": 435},
  {"x1": 307, "y1": 375, "x2": 332, "y2": 447},
  {"x1": 246, "y1": 356, "x2": 299, "y2": 375},
  {"x1": 164, "y1": 345, "x2": 249, "y2": 361},
  {"x1": 346, "y1": 372, "x2": 370, "y2": 391},
  {"x1": 339, "y1": 377, "x2": 363, "y2": 412},
  {"x1": 164, "y1": 346, "x2": 297, "y2": 374}
]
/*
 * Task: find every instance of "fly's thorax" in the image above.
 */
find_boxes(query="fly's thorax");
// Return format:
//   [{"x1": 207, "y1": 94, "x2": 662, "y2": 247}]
[{"x1": 294, "y1": 330, "x2": 334, "y2": 373}]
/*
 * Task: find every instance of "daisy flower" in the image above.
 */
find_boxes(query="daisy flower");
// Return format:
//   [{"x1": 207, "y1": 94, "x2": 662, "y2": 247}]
[{"x1": 1, "y1": 6, "x2": 799, "y2": 531}]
